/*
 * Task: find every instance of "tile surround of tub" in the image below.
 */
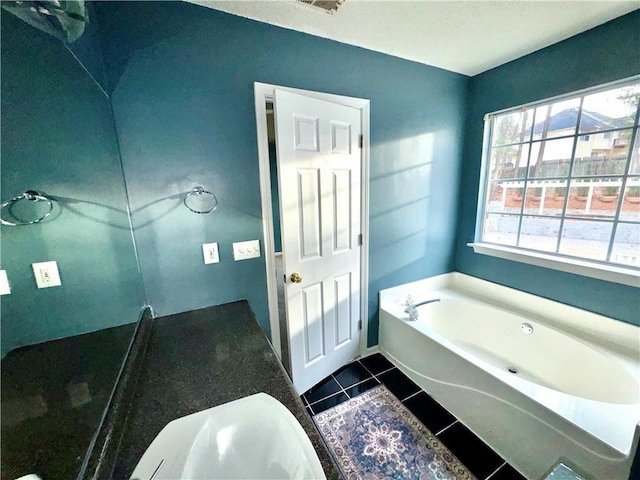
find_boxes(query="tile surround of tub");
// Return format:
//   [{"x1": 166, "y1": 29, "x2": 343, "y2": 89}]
[{"x1": 303, "y1": 353, "x2": 527, "y2": 480}]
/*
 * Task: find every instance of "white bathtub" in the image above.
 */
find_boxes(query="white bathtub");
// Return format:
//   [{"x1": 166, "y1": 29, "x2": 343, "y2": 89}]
[{"x1": 379, "y1": 273, "x2": 640, "y2": 480}]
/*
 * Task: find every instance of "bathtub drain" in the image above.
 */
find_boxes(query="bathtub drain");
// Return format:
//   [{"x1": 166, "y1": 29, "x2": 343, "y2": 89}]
[{"x1": 507, "y1": 366, "x2": 519, "y2": 374}]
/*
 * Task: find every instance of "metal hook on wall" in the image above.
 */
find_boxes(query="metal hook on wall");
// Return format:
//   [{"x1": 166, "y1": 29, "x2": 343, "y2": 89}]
[
  {"x1": 183, "y1": 186, "x2": 218, "y2": 214},
  {"x1": 0, "y1": 190, "x2": 55, "y2": 226}
]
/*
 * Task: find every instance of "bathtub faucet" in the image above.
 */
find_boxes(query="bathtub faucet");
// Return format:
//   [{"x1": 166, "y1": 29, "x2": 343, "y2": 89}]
[
  {"x1": 404, "y1": 297, "x2": 441, "y2": 320},
  {"x1": 404, "y1": 298, "x2": 441, "y2": 313}
]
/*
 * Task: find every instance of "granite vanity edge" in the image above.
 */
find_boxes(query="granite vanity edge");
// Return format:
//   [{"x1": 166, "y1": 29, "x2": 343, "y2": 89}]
[
  {"x1": 80, "y1": 307, "x2": 154, "y2": 480},
  {"x1": 83, "y1": 301, "x2": 342, "y2": 480}
]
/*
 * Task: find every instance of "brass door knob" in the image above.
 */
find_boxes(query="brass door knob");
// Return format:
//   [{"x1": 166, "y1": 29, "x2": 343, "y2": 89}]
[{"x1": 290, "y1": 272, "x2": 303, "y2": 283}]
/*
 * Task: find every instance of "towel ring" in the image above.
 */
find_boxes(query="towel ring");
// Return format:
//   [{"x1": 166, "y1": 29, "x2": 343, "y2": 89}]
[
  {"x1": 184, "y1": 186, "x2": 218, "y2": 214},
  {"x1": 0, "y1": 190, "x2": 54, "y2": 226}
]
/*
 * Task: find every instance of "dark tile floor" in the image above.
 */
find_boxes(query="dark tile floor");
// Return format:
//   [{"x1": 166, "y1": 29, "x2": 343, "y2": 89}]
[{"x1": 302, "y1": 353, "x2": 527, "y2": 480}]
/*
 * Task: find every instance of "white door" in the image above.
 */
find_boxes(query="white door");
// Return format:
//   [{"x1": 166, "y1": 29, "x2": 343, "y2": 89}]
[{"x1": 274, "y1": 89, "x2": 362, "y2": 394}]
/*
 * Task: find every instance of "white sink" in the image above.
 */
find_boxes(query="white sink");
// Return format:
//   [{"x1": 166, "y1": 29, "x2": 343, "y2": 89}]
[{"x1": 130, "y1": 393, "x2": 326, "y2": 480}]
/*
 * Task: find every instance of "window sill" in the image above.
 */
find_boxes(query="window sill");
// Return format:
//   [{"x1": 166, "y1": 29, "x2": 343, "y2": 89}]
[{"x1": 468, "y1": 243, "x2": 640, "y2": 288}]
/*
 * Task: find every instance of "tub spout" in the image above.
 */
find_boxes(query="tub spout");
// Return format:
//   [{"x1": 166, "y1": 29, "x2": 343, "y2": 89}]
[{"x1": 404, "y1": 298, "x2": 441, "y2": 313}]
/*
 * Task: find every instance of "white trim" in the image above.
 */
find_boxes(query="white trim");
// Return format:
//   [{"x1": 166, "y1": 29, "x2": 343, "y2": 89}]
[
  {"x1": 360, "y1": 97, "x2": 371, "y2": 355},
  {"x1": 476, "y1": 76, "x2": 640, "y2": 271},
  {"x1": 364, "y1": 345, "x2": 380, "y2": 356},
  {"x1": 468, "y1": 242, "x2": 640, "y2": 288},
  {"x1": 254, "y1": 82, "x2": 371, "y2": 365},
  {"x1": 483, "y1": 74, "x2": 640, "y2": 120},
  {"x1": 254, "y1": 86, "x2": 281, "y2": 358}
]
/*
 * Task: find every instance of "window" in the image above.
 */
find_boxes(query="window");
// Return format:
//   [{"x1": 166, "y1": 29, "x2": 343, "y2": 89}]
[{"x1": 475, "y1": 77, "x2": 640, "y2": 277}]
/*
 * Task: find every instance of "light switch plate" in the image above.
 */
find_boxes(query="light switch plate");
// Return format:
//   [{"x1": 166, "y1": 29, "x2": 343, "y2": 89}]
[
  {"x1": 32, "y1": 261, "x2": 62, "y2": 288},
  {"x1": 0, "y1": 270, "x2": 11, "y2": 295},
  {"x1": 202, "y1": 242, "x2": 220, "y2": 264},
  {"x1": 232, "y1": 240, "x2": 260, "y2": 261}
]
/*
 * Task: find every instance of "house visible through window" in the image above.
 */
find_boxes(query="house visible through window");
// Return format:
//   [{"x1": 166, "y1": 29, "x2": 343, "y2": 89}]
[{"x1": 478, "y1": 77, "x2": 640, "y2": 269}]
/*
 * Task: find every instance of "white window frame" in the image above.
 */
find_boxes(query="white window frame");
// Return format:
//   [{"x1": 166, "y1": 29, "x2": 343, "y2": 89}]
[{"x1": 469, "y1": 76, "x2": 640, "y2": 288}]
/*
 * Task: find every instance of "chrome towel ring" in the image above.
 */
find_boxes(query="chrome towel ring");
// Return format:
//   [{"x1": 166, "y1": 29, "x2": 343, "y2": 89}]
[
  {"x1": 184, "y1": 186, "x2": 218, "y2": 214},
  {"x1": 1, "y1": 190, "x2": 54, "y2": 226}
]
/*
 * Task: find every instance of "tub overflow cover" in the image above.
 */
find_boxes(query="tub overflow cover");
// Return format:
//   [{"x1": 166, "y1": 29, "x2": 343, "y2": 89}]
[{"x1": 520, "y1": 323, "x2": 534, "y2": 335}]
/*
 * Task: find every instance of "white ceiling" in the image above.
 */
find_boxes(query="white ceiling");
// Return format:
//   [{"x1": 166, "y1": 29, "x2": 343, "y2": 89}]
[{"x1": 189, "y1": 1, "x2": 638, "y2": 76}]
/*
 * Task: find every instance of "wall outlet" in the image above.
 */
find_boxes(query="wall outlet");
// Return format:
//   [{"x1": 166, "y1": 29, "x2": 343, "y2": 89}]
[
  {"x1": 0, "y1": 270, "x2": 11, "y2": 295},
  {"x1": 232, "y1": 240, "x2": 260, "y2": 261},
  {"x1": 32, "y1": 261, "x2": 62, "y2": 289},
  {"x1": 202, "y1": 242, "x2": 220, "y2": 264}
]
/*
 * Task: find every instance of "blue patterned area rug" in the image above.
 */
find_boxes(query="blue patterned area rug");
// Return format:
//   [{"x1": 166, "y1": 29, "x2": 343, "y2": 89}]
[{"x1": 313, "y1": 385, "x2": 475, "y2": 480}]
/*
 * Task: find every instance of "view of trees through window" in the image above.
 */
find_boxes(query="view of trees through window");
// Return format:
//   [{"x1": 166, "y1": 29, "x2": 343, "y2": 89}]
[{"x1": 480, "y1": 79, "x2": 640, "y2": 267}]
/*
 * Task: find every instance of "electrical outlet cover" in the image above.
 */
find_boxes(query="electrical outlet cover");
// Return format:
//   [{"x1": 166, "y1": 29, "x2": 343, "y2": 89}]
[
  {"x1": 32, "y1": 261, "x2": 62, "y2": 288},
  {"x1": 0, "y1": 270, "x2": 11, "y2": 295},
  {"x1": 202, "y1": 242, "x2": 220, "y2": 264}
]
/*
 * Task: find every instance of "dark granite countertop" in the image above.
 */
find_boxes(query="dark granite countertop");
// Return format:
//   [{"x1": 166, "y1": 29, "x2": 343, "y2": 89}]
[
  {"x1": 107, "y1": 301, "x2": 341, "y2": 479},
  {"x1": 0, "y1": 322, "x2": 136, "y2": 480}
]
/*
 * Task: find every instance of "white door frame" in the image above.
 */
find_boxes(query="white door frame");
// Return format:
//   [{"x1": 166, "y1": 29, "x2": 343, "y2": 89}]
[{"x1": 253, "y1": 82, "x2": 370, "y2": 365}]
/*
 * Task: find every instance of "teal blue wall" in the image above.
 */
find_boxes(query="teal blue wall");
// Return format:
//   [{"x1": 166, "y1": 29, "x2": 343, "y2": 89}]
[
  {"x1": 4, "y1": 3, "x2": 635, "y2": 354},
  {"x1": 0, "y1": 12, "x2": 145, "y2": 356},
  {"x1": 96, "y1": 1, "x2": 468, "y2": 344},
  {"x1": 455, "y1": 11, "x2": 640, "y2": 326}
]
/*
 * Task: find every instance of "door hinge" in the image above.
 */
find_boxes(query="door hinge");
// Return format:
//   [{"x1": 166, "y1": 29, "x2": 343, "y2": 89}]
[
  {"x1": 359, "y1": 134, "x2": 363, "y2": 149},
  {"x1": 358, "y1": 233, "x2": 363, "y2": 246},
  {"x1": 283, "y1": 274, "x2": 286, "y2": 283},
  {"x1": 358, "y1": 319, "x2": 363, "y2": 331}
]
